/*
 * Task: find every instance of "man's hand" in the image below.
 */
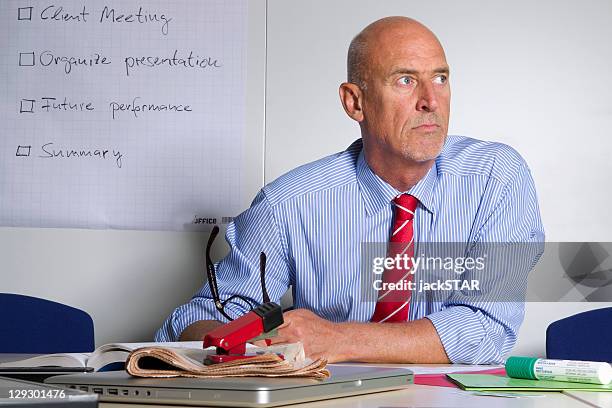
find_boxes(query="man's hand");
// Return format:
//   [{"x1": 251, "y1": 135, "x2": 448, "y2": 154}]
[{"x1": 270, "y1": 309, "x2": 345, "y2": 362}]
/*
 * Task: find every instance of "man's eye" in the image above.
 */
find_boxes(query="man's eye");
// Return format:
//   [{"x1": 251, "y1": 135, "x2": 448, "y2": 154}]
[
  {"x1": 434, "y1": 75, "x2": 448, "y2": 84},
  {"x1": 398, "y1": 76, "x2": 413, "y2": 86}
]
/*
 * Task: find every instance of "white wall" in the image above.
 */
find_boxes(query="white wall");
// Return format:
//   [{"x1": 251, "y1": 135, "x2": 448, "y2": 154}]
[
  {"x1": 265, "y1": 0, "x2": 612, "y2": 356},
  {"x1": 1, "y1": 0, "x2": 611, "y2": 355}
]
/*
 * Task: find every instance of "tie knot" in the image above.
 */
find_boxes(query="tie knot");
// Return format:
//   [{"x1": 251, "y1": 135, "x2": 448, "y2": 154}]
[{"x1": 393, "y1": 194, "x2": 418, "y2": 221}]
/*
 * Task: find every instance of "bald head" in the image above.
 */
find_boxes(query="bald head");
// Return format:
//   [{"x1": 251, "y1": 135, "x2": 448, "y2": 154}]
[{"x1": 347, "y1": 17, "x2": 445, "y2": 89}]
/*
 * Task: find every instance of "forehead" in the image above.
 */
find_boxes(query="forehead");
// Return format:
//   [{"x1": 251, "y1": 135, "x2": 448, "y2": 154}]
[{"x1": 367, "y1": 27, "x2": 448, "y2": 76}]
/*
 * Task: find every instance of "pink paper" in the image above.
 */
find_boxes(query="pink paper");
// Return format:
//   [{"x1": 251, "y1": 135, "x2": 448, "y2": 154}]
[{"x1": 414, "y1": 367, "x2": 507, "y2": 388}]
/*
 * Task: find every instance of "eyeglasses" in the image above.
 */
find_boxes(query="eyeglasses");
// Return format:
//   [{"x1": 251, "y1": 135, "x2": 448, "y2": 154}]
[{"x1": 205, "y1": 226, "x2": 271, "y2": 321}]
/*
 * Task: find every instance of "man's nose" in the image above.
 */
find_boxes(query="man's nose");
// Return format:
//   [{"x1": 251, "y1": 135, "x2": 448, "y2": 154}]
[{"x1": 416, "y1": 83, "x2": 438, "y2": 112}]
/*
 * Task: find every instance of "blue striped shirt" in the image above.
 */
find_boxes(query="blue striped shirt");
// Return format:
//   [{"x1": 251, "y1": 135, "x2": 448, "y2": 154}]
[{"x1": 155, "y1": 135, "x2": 545, "y2": 364}]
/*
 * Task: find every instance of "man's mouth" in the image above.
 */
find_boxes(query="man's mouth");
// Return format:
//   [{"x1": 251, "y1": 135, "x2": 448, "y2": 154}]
[{"x1": 413, "y1": 123, "x2": 439, "y2": 131}]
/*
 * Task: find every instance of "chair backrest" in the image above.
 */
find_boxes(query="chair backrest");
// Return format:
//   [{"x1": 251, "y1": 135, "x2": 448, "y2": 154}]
[
  {"x1": 546, "y1": 307, "x2": 612, "y2": 363},
  {"x1": 0, "y1": 293, "x2": 94, "y2": 353}
]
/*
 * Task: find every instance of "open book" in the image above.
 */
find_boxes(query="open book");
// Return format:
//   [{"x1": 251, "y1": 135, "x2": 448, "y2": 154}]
[
  {"x1": 0, "y1": 341, "x2": 203, "y2": 372},
  {"x1": 126, "y1": 342, "x2": 330, "y2": 379}
]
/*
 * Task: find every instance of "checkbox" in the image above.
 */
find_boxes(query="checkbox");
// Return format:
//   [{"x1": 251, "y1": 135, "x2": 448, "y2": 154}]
[
  {"x1": 16, "y1": 145, "x2": 32, "y2": 157},
  {"x1": 19, "y1": 99, "x2": 35, "y2": 113},
  {"x1": 19, "y1": 52, "x2": 35, "y2": 66},
  {"x1": 18, "y1": 7, "x2": 33, "y2": 21}
]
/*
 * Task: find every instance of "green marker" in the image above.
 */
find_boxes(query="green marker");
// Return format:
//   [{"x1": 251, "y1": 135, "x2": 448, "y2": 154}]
[{"x1": 506, "y1": 356, "x2": 612, "y2": 385}]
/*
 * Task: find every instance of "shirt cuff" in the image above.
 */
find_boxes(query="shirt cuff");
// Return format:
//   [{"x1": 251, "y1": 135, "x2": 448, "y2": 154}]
[{"x1": 426, "y1": 306, "x2": 501, "y2": 364}]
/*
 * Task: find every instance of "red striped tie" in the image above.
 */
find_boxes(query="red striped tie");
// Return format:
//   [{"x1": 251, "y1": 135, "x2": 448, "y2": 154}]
[{"x1": 371, "y1": 194, "x2": 419, "y2": 323}]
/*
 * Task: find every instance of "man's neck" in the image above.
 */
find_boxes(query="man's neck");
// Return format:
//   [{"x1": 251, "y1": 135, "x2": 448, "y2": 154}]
[{"x1": 364, "y1": 149, "x2": 434, "y2": 192}]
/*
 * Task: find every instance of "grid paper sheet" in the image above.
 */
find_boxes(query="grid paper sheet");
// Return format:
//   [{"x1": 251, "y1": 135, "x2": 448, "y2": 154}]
[{"x1": 0, "y1": 0, "x2": 248, "y2": 231}]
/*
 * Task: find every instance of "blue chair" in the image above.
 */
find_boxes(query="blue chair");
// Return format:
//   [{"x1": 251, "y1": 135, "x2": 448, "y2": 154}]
[
  {"x1": 546, "y1": 307, "x2": 612, "y2": 362},
  {"x1": 0, "y1": 293, "x2": 94, "y2": 353}
]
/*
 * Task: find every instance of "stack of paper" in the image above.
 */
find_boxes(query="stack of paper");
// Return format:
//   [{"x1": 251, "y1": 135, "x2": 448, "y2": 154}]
[
  {"x1": 447, "y1": 374, "x2": 612, "y2": 392},
  {"x1": 126, "y1": 343, "x2": 330, "y2": 380}
]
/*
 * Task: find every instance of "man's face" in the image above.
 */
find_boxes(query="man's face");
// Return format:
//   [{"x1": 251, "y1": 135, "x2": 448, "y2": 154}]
[{"x1": 359, "y1": 26, "x2": 450, "y2": 163}]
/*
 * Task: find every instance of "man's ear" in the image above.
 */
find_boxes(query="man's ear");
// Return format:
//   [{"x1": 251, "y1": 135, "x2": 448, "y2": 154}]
[{"x1": 339, "y1": 82, "x2": 364, "y2": 122}]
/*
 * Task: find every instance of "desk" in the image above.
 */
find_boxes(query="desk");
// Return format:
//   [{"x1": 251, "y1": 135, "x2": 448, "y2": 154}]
[
  {"x1": 98, "y1": 384, "x2": 600, "y2": 408},
  {"x1": 564, "y1": 390, "x2": 612, "y2": 407}
]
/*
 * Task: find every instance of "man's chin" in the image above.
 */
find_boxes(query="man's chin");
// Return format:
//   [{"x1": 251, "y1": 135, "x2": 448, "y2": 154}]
[
  {"x1": 402, "y1": 137, "x2": 446, "y2": 163},
  {"x1": 405, "y1": 153, "x2": 440, "y2": 163}
]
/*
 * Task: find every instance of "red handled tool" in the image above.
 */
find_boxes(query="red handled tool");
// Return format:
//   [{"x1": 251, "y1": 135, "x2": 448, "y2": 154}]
[{"x1": 203, "y1": 302, "x2": 283, "y2": 364}]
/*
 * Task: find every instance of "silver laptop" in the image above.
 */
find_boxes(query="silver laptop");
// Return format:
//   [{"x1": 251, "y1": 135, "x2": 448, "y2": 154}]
[{"x1": 45, "y1": 365, "x2": 413, "y2": 407}]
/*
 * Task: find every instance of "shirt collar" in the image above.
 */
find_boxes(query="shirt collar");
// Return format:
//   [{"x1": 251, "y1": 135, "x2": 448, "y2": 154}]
[{"x1": 355, "y1": 139, "x2": 438, "y2": 216}]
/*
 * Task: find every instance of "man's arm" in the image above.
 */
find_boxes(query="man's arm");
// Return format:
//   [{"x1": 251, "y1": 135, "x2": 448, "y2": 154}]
[
  {"x1": 179, "y1": 320, "x2": 222, "y2": 341},
  {"x1": 181, "y1": 310, "x2": 449, "y2": 363},
  {"x1": 271, "y1": 309, "x2": 449, "y2": 363},
  {"x1": 339, "y1": 318, "x2": 449, "y2": 363}
]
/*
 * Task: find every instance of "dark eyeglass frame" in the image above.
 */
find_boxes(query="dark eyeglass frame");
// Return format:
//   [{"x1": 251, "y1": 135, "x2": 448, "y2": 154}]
[{"x1": 205, "y1": 226, "x2": 270, "y2": 321}]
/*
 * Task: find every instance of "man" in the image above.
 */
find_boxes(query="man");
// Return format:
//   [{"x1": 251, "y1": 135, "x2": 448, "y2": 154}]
[{"x1": 156, "y1": 16, "x2": 544, "y2": 364}]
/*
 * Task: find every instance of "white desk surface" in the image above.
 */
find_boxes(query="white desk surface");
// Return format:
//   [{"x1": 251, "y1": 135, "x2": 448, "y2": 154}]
[{"x1": 563, "y1": 390, "x2": 611, "y2": 407}]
